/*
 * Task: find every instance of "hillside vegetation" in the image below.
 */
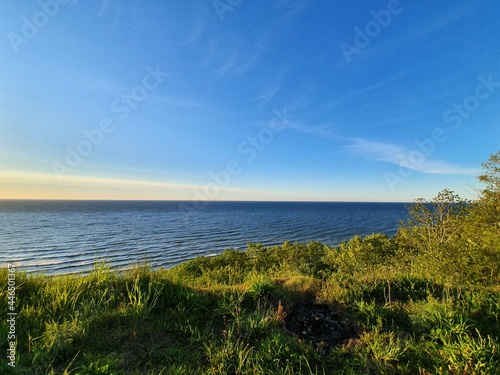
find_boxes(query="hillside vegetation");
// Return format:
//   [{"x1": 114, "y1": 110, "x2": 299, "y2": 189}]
[{"x1": 1, "y1": 151, "x2": 499, "y2": 374}]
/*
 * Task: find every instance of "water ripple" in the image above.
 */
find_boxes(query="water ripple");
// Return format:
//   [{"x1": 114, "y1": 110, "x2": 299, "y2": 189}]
[{"x1": 0, "y1": 201, "x2": 408, "y2": 275}]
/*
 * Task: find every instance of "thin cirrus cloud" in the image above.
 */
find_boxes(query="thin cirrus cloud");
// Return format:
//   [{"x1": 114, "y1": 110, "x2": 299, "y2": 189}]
[
  {"x1": 0, "y1": 171, "x2": 193, "y2": 189},
  {"x1": 151, "y1": 94, "x2": 210, "y2": 110},
  {"x1": 276, "y1": 119, "x2": 479, "y2": 177},
  {"x1": 0, "y1": 171, "x2": 200, "y2": 199},
  {"x1": 285, "y1": 122, "x2": 341, "y2": 140},
  {"x1": 273, "y1": 0, "x2": 310, "y2": 22},
  {"x1": 0, "y1": 171, "x2": 309, "y2": 201},
  {"x1": 250, "y1": 64, "x2": 293, "y2": 104},
  {"x1": 199, "y1": 36, "x2": 266, "y2": 80},
  {"x1": 214, "y1": 45, "x2": 265, "y2": 80},
  {"x1": 96, "y1": 0, "x2": 146, "y2": 36},
  {"x1": 179, "y1": 4, "x2": 207, "y2": 46},
  {"x1": 65, "y1": 64, "x2": 155, "y2": 98},
  {"x1": 343, "y1": 138, "x2": 478, "y2": 175},
  {"x1": 400, "y1": 6, "x2": 472, "y2": 43},
  {"x1": 348, "y1": 71, "x2": 408, "y2": 95},
  {"x1": 250, "y1": 86, "x2": 282, "y2": 104},
  {"x1": 333, "y1": 5, "x2": 470, "y2": 69}
]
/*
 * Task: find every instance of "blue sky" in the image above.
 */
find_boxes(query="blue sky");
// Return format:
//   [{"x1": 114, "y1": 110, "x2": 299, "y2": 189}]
[{"x1": 0, "y1": 0, "x2": 499, "y2": 201}]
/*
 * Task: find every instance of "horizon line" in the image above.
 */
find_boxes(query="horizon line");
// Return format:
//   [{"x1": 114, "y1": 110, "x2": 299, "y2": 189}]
[{"x1": 0, "y1": 198, "x2": 413, "y2": 203}]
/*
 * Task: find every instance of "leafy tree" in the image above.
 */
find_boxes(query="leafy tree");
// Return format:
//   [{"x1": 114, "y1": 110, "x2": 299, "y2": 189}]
[
  {"x1": 397, "y1": 151, "x2": 500, "y2": 284},
  {"x1": 405, "y1": 188, "x2": 470, "y2": 247},
  {"x1": 476, "y1": 150, "x2": 500, "y2": 233},
  {"x1": 479, "y1": 151, "x2": 500, "y2": 193},
  {"x1": 459, "y1": 150, "x2": 500, "y2": 284}
]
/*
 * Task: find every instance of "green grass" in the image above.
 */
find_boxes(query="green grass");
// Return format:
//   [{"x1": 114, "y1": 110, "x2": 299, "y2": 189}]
[{"x1": 1, "y1": 240, "x2": 499, "y2": 374}]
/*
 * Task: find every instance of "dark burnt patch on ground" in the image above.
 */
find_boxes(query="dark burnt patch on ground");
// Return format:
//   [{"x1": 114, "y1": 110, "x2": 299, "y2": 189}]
[{"x1": 284, "y1": 304, "x2": 353, "y2": 351}]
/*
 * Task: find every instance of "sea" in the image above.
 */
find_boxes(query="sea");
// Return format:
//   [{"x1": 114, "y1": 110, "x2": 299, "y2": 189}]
[{"x1": 0, "y1": 200, "x2": 409, "y2": 275}]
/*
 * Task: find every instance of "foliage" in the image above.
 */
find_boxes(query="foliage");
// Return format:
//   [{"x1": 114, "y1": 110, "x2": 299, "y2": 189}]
[{"x1": 323, "y1": 233, "x2": 397, "y2": 275}]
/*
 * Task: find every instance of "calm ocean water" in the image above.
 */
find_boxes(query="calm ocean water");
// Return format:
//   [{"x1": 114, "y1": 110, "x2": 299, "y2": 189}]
[{"x1": 0, "y1": 200, "x2": 409, "y2": 275}]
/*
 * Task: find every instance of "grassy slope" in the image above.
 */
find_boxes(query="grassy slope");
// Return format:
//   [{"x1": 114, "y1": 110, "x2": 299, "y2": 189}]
[{"x1": 1, "y1": 240, "x2": 499, "y2": 375}]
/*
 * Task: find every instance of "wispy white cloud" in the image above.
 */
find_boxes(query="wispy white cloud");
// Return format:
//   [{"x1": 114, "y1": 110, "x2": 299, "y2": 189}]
[
  {"x1": 250, "y1": 65, "x2": 291, "y2": 105},
  {"x1": 210, "y1": 50, "x2": 240, "y2": 78},
  {"x1": 128, "y1": 1, "x2": 146, "y2": 37},
  {"x1": 348, "y1": 71, "x2": 407, "y2": 95},
  {"x1": 285, "y1": 92, "x2": 316, "y2": 113},
  {"x1": 273, "y1": 0, "x2": 309, "y2": 22},
  {"x1": 0, "y1": 171, "x2": 300, "y2": 200},
  {"x1": 151, "y1": 94, "x2": 210, "y2": 110},
  {"x1": 343, "y1": 138, "x2": 478, "y2": 175},
  {"x1": 179, "y1": 4, "x2": 207, "y2": 46},
  {"x1": 96, "y1": 0, "x2": 114, "y2": 20},
  {"x1": 401, "y1": 6, "x2": 471, "y2": 42},
  {"x1": 95, "y1": 0, "x2": 145, "y2": 36},
  {"x1": 344, "y1": 138, "x2": 403, "y2": 162},
  {"x1": 199, "y1": 36, "x2": 266, "y2": 80},
  {"x1": 333, "y1": 5, "x2": 471, "y2": 68},
  {"x1": 285, "y1": 122, "x2": 340, "y2": 139},
  {"x1": 304, "y1": 99, "x2": 343, "y2": 118},
  {"x1": 0, "y1": 171, "x2": 189, "y2": 189},
  {"x1": 250, "y1": 86, "x2": 281, "y2": 103}
]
